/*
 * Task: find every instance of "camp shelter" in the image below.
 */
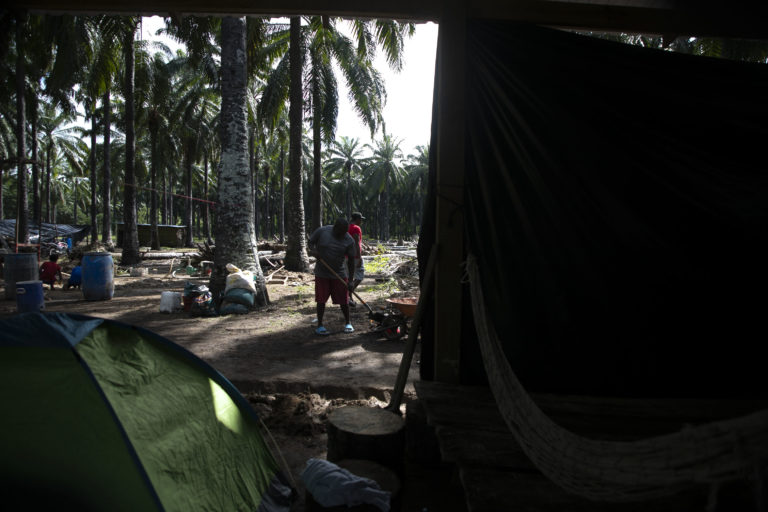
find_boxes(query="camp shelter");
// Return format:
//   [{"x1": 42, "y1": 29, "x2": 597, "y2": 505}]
[
  {"x1": 6, "y1": 1, "x2": 768, "y2": 510},
  {"x1": 0, "y1": 312, "x2": 292, "y2": 512}
]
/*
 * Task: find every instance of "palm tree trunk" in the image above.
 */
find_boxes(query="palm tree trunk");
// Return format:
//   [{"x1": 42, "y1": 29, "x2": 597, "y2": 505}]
[
  {"x1": 16, "y1": 14, "x2": 29, "y2": 244},
  {"x1": 101, "y1": 88, "x2": 112, "y2": 245},
  {"x1": 161, "y1": 166, "x2": 167, "y2": 225},
  {"x1": 89, "y1": 109, "x2": 98, "y2": 243},
  {"x1": 382, "y1": 169, "x2": 390, "y2": 240},
  {"x1": 285, "y1": 16, "x2": 310, "y2": 271},
  {"x1": 45, "y1": 145, "x2": 51, "y2": 222},
  {"x1": 0, "y1": 169, "x2": 3, "y2": 219},
  {"x1": 279, "y1": 146, "x2": 285, "y2": 244},
  {"x1": 184, "y1": 142, "x2": 193, "y2": 247},
  {"x1": 203, "y1": 152, "x2": 211, "y2": 244},
  {"x1": 250, "y1": 127, "x2": 260, "y2": 240},
  {"x1": 31, "y1": 93, "x2": 41, "y2": 234},
  {"x1": 311, "y1": 79, "x2": 322, "y2": 231},
  {"x1": 211, "y1": 16, "x2": 269, "y2": 306},
  {"x1": 73, "y1": 185, "x2": 78, "y2": 223},
  {"x1": 345, "y1": 161, "x2": 352, "y2": 221},
  {"x1": 122, "y1": 22, "x2": 140, "y2": 264},
  {"x1": 264, "y1": 164, "x2": 271, "y2": 239},
  {"x1": 168, "y1": 167, "x2": 173, "y2": 224},
  {"x1": 150, "y1": 130, "x2": 159, "y2": 249}
]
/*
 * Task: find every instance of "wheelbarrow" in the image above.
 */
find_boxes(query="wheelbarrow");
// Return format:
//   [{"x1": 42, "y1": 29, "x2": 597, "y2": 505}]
[{"x1": 369, "y1": 296, "x2": 418, "y2": 340}]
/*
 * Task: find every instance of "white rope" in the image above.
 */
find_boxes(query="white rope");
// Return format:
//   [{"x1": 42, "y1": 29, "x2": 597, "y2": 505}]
[{"x1": 466, "y1": 253, "x2": 768, "y2": 502}]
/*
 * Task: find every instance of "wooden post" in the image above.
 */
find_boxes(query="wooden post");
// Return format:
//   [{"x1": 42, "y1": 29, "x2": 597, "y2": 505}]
[{"x1": 433, "y1": 1, "x2": 465, "y2": 383}]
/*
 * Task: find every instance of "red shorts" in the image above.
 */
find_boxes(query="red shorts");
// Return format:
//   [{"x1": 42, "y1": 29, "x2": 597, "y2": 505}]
[{"x1": 315, "y1": 276, "x2": 348, "y2": 305}]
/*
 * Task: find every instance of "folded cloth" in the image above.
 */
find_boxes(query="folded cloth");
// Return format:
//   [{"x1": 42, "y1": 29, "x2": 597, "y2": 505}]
[{"x1": 300, "y1": 458, "x2": 390, "y2": 512}]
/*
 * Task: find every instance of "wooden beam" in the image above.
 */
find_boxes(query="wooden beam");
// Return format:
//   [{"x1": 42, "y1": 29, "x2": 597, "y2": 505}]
[
  {"x1": 6, "y1": 0, "x2": 768, "y2": 39},
  {"x1": 432, "y1": 0, "x2": 465, "y2": 383}
]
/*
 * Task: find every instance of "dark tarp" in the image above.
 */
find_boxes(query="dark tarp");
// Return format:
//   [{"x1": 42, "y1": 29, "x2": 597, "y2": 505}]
[
  {"x1": 419, "y1": 20, "x2": 768, "y2": 398},
  {"x1": 0, "y1": 219, "x2": 91, "y2": 245}
]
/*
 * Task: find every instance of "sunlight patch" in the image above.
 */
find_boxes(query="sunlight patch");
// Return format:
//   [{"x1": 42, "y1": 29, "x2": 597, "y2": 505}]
[{"x1": 210, "y1": 379, "x2": 244, "y2": 434}]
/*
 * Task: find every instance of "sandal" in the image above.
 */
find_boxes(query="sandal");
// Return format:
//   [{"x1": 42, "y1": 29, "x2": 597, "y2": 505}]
[
  {"x1": 315, "y1": 326, "x2": 329, "y2": 336},
  {"x1": 343, "y1": 324, "x2": 354, "y2": 333}
]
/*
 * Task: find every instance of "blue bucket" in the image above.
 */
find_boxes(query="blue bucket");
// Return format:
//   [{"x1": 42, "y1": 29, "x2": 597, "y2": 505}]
[
  {"x1": 3, "y1": 253, "x2": 39, "y2": 300},
  {"x1": 16, "y1": 280, "x2": 45, "y2": 313},
  {"x1": 82, "y1": 252, "x2": 115, "y2": 301}
]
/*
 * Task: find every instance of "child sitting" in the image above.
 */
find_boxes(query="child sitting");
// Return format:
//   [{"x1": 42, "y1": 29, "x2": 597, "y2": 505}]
[
  {"x1": 64, "y1": 262, "x2": 82, "y2": 290},
  {"x1": 39, "y1": 253, "x2": 63, "y2": 290}
]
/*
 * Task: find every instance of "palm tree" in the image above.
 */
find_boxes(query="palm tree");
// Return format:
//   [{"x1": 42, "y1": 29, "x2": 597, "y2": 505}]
[
  {"x1": 38, "y1": 103, "x2": 82, "y2": 223},
  {"x1": 260, "y1": 17, "x2": 397, "y2": 235},
  {"x1": 79, "y1": 17, "x2": 121, "y2": 246},
  {"x1": 403, "y1": 144, "x2": 429, "y2": 230},
  {"x1": 14, "y1": 13, "x2": 29, "y2": 243},
  {"x1": 325, "y1": 136, "x2": 366, "y2": 221},
  {"x1": 283, "y1": 16, "x2": 310, "y2": 271},
  {"x1": 135, "y1": 42, "x2": 173, "y2": 249},
  {"x1": 122, "y1": 17, "x2": 141, "y2": 264},
  {"x1": 212, "y1": 16, "x2": 269, "y2": 305},
  {"x1": 173, "y1": 58, "x2": 219, "y2": 247},
  {"x1": 364, "y1": 130, "x2": 406, "y2": 241}
]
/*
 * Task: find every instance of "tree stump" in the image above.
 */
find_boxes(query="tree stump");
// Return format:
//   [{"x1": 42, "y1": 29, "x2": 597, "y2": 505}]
[
  {"x1": 327, "y1": 406, "x2": 405, "y2": 476},
  {"x1": 305, "y1": 459, "x2": 401, "y2": 512}
]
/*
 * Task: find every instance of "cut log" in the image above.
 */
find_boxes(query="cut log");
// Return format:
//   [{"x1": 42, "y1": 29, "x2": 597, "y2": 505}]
[
  {"x1": 141, "y1": 251, "x2": 200, "y2": 260},
  {"x1": 327, "y1": 406, "x2": 405, "y2": 476}
]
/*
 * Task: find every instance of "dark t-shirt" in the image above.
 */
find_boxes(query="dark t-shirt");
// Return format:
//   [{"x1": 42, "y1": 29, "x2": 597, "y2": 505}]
[{"x1": 309, "y1": 225, "x2": 355, "y2": 279}]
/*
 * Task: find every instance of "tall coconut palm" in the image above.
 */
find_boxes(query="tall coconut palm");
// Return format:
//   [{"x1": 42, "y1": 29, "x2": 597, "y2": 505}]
[
  {"x1": 79, "y1": 17, "x2": 121, "y2": 246},
  {"x1": 38, "y1": 103, "x2": 82, "y2": 222},
  {"x1": 211, "y1": 16, "x2": 269, "y2": 305},
  {"x1": 122, "y1": 17, "x2": 141, "y2": 264},
  {"x1": 260, "y1": 17, "x2": 391, "y2": 235},
  {"x1": 324, "y1": 136, "x2": 366, "y2": 221},
  {"x1": 135, "y1": 42, "x2": 173, "y2": 249},
  {"x1": 283, "y1": 16, "x2": 310, "y2": 271},
  {"x1": 364, "y1": 131, "x2": 406, "y2": 241},
  {"x1": 403, "y1": 144, "x2": 429, "y2": 229},
  {"x1": 173, "y1": 56, "x2": 219, "y2": 247},
  {"x1": 14, "y1": 13, "x2": 29, "y2": 243}
]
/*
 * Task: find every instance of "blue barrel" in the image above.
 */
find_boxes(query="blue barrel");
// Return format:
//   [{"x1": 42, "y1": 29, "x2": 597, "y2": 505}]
[
  {"x1": 82, "y1": 252, "x2": 115, "y2": 300},
  {"x1": 4, "y1": 253, "x2": 39, "y2": 300},
  {"x1": 15, "y1": 280, "x2": 45, "y2": 313}
]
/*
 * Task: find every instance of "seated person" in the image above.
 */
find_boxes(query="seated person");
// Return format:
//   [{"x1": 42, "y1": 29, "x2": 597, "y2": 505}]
[
  {"x1": 39, "y1": 253, "x2": 63, "y2": 290},
  {"x1": 64, "y1": 263, "x2": 82, "y2": 290}
]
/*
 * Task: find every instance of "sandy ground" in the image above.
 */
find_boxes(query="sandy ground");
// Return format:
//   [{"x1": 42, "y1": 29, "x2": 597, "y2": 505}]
[{"x1": 0, "y1": 259, "x2": 467, "y2": 512}]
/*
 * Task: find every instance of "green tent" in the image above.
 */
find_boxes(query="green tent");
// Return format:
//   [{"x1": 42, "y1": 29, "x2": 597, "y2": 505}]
[{"x1": 0, "y1": 312, "x2": 292, "y2": 511}]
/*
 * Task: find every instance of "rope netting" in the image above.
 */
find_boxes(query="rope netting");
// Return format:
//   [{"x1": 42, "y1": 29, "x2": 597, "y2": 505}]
[{"x1": 466, "y1": 254, "x2": 768, "y2": 503}]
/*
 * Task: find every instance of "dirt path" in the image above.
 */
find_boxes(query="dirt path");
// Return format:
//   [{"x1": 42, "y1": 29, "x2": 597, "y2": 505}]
[{"x1": 0, "y1": 267, "x2": 421, "y2": 400}]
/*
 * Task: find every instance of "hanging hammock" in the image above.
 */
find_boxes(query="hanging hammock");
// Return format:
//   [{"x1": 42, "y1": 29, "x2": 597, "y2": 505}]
[{"x1": 466, "y1": 253, "x2": 768, "y2": 503}]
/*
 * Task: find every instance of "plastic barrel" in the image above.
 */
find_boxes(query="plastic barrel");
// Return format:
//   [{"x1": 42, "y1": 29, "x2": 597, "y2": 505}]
[
  {"x1": 15, "y1": 280, "x2": 45, "y2": 313},
  {"x1": 82, "y1": 252, "x2": 115, "y2": 300},
  {"x1": 3, "y1": 253, "x2": 38, "y2": 300}
]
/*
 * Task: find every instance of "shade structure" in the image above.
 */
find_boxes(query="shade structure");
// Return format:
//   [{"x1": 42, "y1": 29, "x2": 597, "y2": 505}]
[{"x1": 0, "y1": 312, "x2": 292, "y2": 511}]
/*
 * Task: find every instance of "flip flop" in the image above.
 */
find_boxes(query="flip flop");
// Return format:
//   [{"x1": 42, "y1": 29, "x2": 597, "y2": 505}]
[
  {"x1": 315, "y1": 326, "x2": 329, "y2": 336},
  {"x1": 343, "y1": 324, "x2": 354, "y2": 333}
]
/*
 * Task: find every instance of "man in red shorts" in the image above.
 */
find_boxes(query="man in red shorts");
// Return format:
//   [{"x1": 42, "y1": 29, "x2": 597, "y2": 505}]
[{"x1": 308, "y1": 218, "x2": 356, "y2": 335}]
